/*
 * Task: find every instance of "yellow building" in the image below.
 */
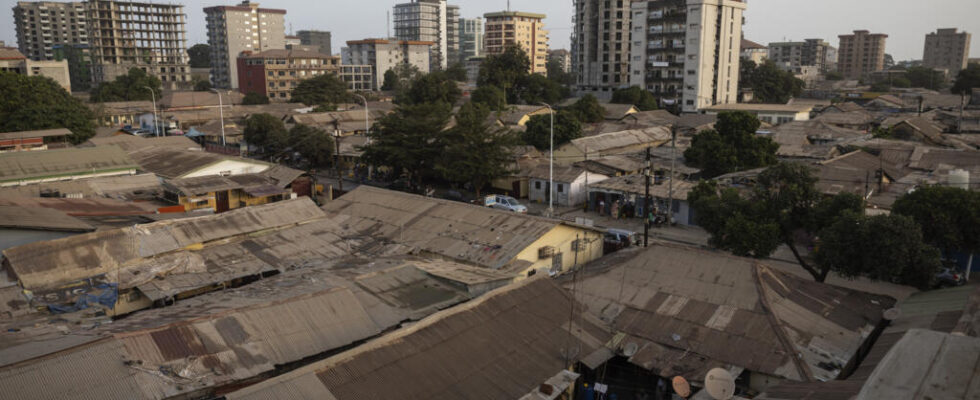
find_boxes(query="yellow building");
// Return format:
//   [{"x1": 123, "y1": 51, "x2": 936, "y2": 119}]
[
  {"x1": 483, "y1": 11, "x2": 549, "y2": 75},
  {"x1": 164, "y1": 173, "x2": 295, "y2": 213}
]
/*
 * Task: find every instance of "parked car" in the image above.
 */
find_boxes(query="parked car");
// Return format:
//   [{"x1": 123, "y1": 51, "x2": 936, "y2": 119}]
[
  {"x1": 604, "y1": 228, "x2": 638, "y2": 254},
  {"x1": 484, "y1": 195, "x2": 527, "y2": 213},
  {"x1": 934, "y1": 267, "x2": 966, "y2": 288}
]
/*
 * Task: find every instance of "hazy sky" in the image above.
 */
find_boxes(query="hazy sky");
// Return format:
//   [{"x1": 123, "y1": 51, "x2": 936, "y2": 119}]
[{"x1": 2, "y1": 0, "x2": 978, "y2": 61}]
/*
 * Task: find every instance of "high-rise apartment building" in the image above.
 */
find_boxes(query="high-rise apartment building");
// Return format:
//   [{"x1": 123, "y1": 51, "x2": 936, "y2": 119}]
[
  {"x1": 458, "y1": 17, "x2": 483, "y2": 62},
  {"x1": 86, "y1": 0, "x2": 191, "y2": 90},
  {"x1": 572, "y1": 0, "x2": 632, "y2": 95},
  {"x1": 549, "y1": 49, "x2": 571, "y2": 73},
  {"x1": 392, "y1": 0, "x2": 459, "y2": 70},
  {"x1": 837, "y1": 30, "x2": 887, "y2": 80},
  {"x1": 483, "y1": 11, "x2": 549, "y2": 75},
  {"x1": 628, "y1": 0, "x2": 746, "y2": 112},
  {"x1": 13, "y1": 1, "x2": 88, "y2": 61},
  {"x1": 344, "y1": 39, "x2": 433, "y2": 90},
  {"x1": 768, "y1": 39, "x2": 835, "y2": 73},
  {"x1": 923, "y1": 28, "x2": 971, "y2": 76},
  {"x1": 297, "y1": 30, "x2": 332, "y2": 56},
  {"x1": 204, "y1": 1, "x2": 286, "y2": 89}
]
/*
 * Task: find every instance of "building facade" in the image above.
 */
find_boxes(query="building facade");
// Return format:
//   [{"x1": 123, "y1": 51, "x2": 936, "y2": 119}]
[
  {"x1": 923, "y1": 28, "x2": 971, "y2": 77},
  {"x1": 458, "y1": 17, "x2": 483, "y2": 62},
  {"x1": 548, "y1": 49, "x2": 571, "y2": 73},
  {"x1": 768, "y1": 39, "x2": 835, "y2": 73},
  {"x1": 573, "y1": 0, "x2": 632, "y2": 96},
  {"x1": 339, "y1": 64, "x2": 374, "y2": 91},
  {"x1": 837, "y1": 30, "x2": 888, "y2": 79},
  {"x1": 344, "y1": 39, "x2": 432, "y2": 90},
  {"x1": 392, "y1": 0, "x2": 459, "y2": 70},
  {"x1": 740, "y1": 39, "x2": 767, "y2": 65},
  {"x1": 297, "y1": 30, "x2": 332, "y2": 56},
  {"x1": 629, "y1": 0, "x2": 746, "y2": 112},
  {"x1": 237, "y1": 49, "x2": 340, "y2": 101},
  {"x1": 0, "y1": 47, "x2": 72, "y2": 91},
  {"x1": 204, "y1": 1, "x2": 286, "y2": 89},
  {"x1": 12, "y1": 1, "x2": 88, "y2": 61},
  {"x1": 483, "y1": 11, "x2": 549, "y2": 75}
]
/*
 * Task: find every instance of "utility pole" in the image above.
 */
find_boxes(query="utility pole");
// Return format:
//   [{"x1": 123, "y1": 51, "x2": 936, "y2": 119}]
[
  {"x1": 144, "y1": 86, "x2": 158, "y2": 137},
  {"x1": 667, "y1": 128, "x2": 676, "y2": 226},
  {"x1": 333, "y1": 121, "x2": 343, "y2": 193},
  {"x1": 644, "y1": 147, "x2": 651, "y2": 247},
  {"x1": 959, "y1": 93, "x2": 966, "y2": 133}
]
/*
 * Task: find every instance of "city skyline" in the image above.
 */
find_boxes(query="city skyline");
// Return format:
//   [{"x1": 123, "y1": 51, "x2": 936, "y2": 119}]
[{"x1": 1, "y1": 0, "x2": 977, "y2": 62}]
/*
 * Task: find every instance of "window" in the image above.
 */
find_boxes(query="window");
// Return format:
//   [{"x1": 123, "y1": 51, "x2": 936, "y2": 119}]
[
  {"x1": 535, "y1": 181, "x2": 541, "y2": 190},
  {"x1": 557, "y1": 184, "x2": 564, "y2": 193}
]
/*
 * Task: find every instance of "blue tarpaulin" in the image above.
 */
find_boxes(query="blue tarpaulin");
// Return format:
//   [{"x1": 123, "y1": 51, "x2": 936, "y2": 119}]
[{"x1": 47, "y1": 283, "x2": 118, "y2": 314}]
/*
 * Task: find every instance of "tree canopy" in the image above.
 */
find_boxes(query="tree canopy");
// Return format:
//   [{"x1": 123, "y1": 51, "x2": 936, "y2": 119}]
[
  {"x1": 545, "y1": 57, "x2": 574, "y2": 86},
  {"x1": 291, "y1": 73, "x2": 350, "y2": 107},
  {"x1": 892, "y1": 186, "x2": 980, "y2": 255},
  {"x1": 188, "y1": 44, "x2": 211, "y2": 68},
  {"x1": 288, "y1": 124, "x2": 333, "y2": 169},
  {"x1": 243, "y1": 113, "x2": 289, "y2": 156},
  {"x1": 193, "y1": 79, "x2": 212, "y2": 92},
  {"x1": 242, "y1": 92, "x2": 270, "y2": 105},
  {"x1": 512, "y1": 73, "x2": 567, "y2": 105},
  {"x1": 611, "y1": 86, "x2": 658, "y2": 111},
  {"x1": 522, "y1": 110, "x2": 581, "y2": 151},
  {"x1": 567, "y1": 94, "x2": 605, "y2": 123},
  {"x1": 470, "y1": 85, "x2": 507, "y2": 111},
  {"x1": 740, "y1": 60, "x2": 804, "y2": 103},
  {"x1": 477, "y1": 45, "x2": 531, "y2": 96},
  {"x1": 445, "y1": 62, "x2": 468, "y2": 82},
  {"x1": 684, "y1": 111, "x2": 777, "y2": 178},
  {"x1": 89, "y1": 67, "x2": 162, "y2": 103},
  {"x1": 904, "y1": 66, "x2": 946, "y2": 90},
  {"x1": 952, "y1": 63, "x2": 980, "y2": 95},
  {"x1": 436, "y1": 102, "x2": 521, "y2": 197},
  {"x1": 360, "y1": 102, "x2": 453, "y2": 189},
  {"x1": 397, "y1": 70, "x2": 461, "y2": 105},
  {"x1": 0, "y1": 72, "x2": 95, "y2": 144},
  {"x1": 381, "y1": 63, "x2": 421, "y2": 93}
]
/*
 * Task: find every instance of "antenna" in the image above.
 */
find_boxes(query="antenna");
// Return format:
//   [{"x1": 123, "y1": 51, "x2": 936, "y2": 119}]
[
  {"x1": 507, "y1": 0, "x2": 511, "y2": 11},
  {"x1": 387, "y1": 11, "x2": 391, "y2": 39},
  {"x1": 704, "y1": 368, "x2": 736, "y2": 400}
]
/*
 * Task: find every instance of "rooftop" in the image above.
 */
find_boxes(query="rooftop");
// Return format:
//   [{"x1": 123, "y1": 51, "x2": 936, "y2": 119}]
[
  {"x1": 703, "y1": 103, "x2": 815, "y2": 113},
  {"x1": 569, "y1": 126, "x2": 672, "y2": 153},
  {"x1": 0, "y1": 205, "x2": 93, "y2": 232},
  {"x1": 0, "y1": 128, "x2": 71, "y2": 141},
  {"x1": 0, "y1": 146, "x2": 137, "y2": 184}
]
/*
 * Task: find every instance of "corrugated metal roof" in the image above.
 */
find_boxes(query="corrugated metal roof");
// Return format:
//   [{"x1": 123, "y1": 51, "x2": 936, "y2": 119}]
[
  {"x1": 88, "y1": 135, "x2": 200, "y2": 152},
  {"x1": 569, "y1": 126, "x2": 671, "y2": 153},
  {"x1": 165, "y1": 173, "x2": 281, "y2": 196},
  {"x1": 573, "y1": 243, "x2": 894, "y2": 382},
  {"x1": 0, "y1": 173, "x2": 162, "y2": 200},
  {"x1": 0, "y1": 146, "x2": 137, "y2": 184},
  {"x1": 127, "y1": 146, "x2": 270, "y2": 179},
  {"x1": 0, "y1": 128, "x2": 72, "y2": 140},
  {"x1": 0, "y1": 196, "x2": 158, "y2": 216},
  {"x1": 2, "y1": 197, "x2": 325, "y2": 290},
  {"x1": 322, "y1": 186, "x2": 562, "y2": 270},
  {"x1": 226, "y1": 278, "x2": 612, "y2": 400},
  {"x1": 0, "y1": 205, "x2": 94, "y2": 232},
  {"x1": 589, "y1": 173, "x2": 695, "y2": 200}
]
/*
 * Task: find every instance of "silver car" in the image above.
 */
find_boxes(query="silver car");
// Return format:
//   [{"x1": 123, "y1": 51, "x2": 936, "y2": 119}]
[{"x1": 484, "y1": 195, "x2": 527, "y2": 213}]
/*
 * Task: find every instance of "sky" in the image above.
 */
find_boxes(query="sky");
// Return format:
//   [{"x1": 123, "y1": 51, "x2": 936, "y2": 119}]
[{"x1": 2, "y1": 0, "x2": 978, "y2": 62}]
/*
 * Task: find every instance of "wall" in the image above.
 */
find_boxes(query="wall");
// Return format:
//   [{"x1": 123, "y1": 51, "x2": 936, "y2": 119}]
[
  {"x1": 512, "y1": 224, "x2": 605, "y2": 279},
  {"x1": 179, "y1": 189, "x2": 288, "y2": 212}
]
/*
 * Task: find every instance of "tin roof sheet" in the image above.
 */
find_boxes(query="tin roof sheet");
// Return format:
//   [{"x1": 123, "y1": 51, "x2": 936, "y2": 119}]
[
  {"x1": 0, "y1": 146, "x2": 137, "y2": 183},
  {"x1": 569, "y1": 126, "x2": 671, "y2": 153},
  {"x1": 0, "y1": 205, "x2": 94, "y2": 232}
]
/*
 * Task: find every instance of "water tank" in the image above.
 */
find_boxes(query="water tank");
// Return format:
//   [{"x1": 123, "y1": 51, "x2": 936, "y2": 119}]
[{"x1": 950, "y1": 169, "x2": 970, "y2": 190}]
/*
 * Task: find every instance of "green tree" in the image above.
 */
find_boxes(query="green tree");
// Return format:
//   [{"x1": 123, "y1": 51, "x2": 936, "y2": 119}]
[
  {"x1": 513, "y1": 73, "x2": 567, "y2": 105},
  {"x1": 478, "y1": 45, "x2": 531, "y2": 96},
  {"x1": 193, "y1": 79, "x2": 212, "y2": 92},
  {"x1": 689, "y1": 163, "x2": 867, "y2": 282},
  {"x1": 952, "y1": 63, "x2": 980, "y2": 95},
  {"x1": 187, "y1": 44, "x2": 211, "y2": 68},
  {"x1": 360, "y1": 102, "x2": 453, "y2": 189},
  {"x1": 243, "y1": 113, "x2": 289, "y2": 156},
  {"x1": 288, "y1": 124, "x2": 333, "y2": 169},
  {"x1": 398, "y1": 71, "x2": 461, "y2": 105},
  {"x1": 381, "y1": 69, "x2": 398, "y2": 91},
  {"x1": 436, "y1": 102, "x2": 521, "y2": 197},
  {"x1": 291, "y1": 73, "x2": 349, "y2": 107},
  {"x1": 741, "y1": 60, "x2": 804, "y2": 103},
  {"x1": 905, "y1": 67, "x2": 946, "y2": 90},
  {"x1": 522, "y1": 110, "x2": 581, "y2": 150},
  {"x1": 382, "y1": 63, "x2": 422, "y2": 93},
  {"x1": 89, "y1": 67, "x2": 162, "y2": 103},
  {"x1": 816, "y1": 212, "x2": 942, "y2": 290},
  {"x1": 891, "y1": 76, "x2": 912, "y2": 88},
  {"x1": 242, "y1": 92, "x2": 270, "y2": 105},
  {"x1": 892, "y1": 186, "x2": 980, "y2": 255},
  {"x1": 471, "y1": 85, "x2": 507, "y2": 111},
  {"x1": 546, "y1": 57, "x2": 574, "y2": 86},
  {"x1": 0, "y1": 72, "x2": 95, "y2": 144},
  {"x1": 870, "y1": 82, "x2": 892, "y2": 92},
  {"x1": 684, "y1": 111, "x2": 777, "y2": 178},
  {"x1": 446, "y1": 62, "x2": 468, "y2": 82},
  {"x1": 611, "y1": 86, "x2": 658, "y2": 111},
  {"x1": 567, "y1": 94, "x2": 605, "y2": 123}
]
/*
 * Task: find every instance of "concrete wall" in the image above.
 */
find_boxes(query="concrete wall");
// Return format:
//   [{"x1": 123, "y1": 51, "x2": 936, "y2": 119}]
[{"x1": 512, "y1": 224, "x2": 605, "y2": 279}]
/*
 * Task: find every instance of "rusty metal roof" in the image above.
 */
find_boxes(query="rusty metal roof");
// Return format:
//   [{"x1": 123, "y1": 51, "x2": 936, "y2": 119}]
[
  {"x1": 0, "y1": 196, "x2": 158, "y2": 216},
  {"x1": 573, "y1": 242, "x2": 894, "y2": 383},
  {"x1": 569, "y1": 126, "x2": 671, "y2": 154},
  {"x1": 0, "y1": 173, "x2": 162, "y2": 200},
  {"x1": 322, "y1": 186, "x2": 563, "y2": 270},
  {"x1": 0, "y1": 205, "x2": 94, "y2": 232},
  {"x1": 226, "y1": 278, "x2": 612, "y2": 400},
  {"x1": 87, "y1": 135, "x2": 200, "y2": 152},
  {"x1": 165, "y1": 173, "x2": 281, "y2": 196},
  {"x1": 589, "y1": 174, "x2": 695, "y2": 200},
  {"x1": 2, "y1": 197, "x2": 326, "y2": 290},
  {"x1": 0, "y1": 146, "x2": 137, "y2": 184}
]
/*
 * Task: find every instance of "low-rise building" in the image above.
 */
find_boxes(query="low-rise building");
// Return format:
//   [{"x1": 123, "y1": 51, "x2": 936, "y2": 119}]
[
  {"x1": 237, "y1": 49, "x2": 341, "y2": 102},
  {"x1": 588, "y1": 173, "x2": 697, "y2": 224},
  {"x1": 741, "y1": 39, "x2": 768, "y2": 65},
  {"x1": 163, "y1": 172, "x2": 297, "y2": 213},
  {"x1": 553, "y1": 126, "x2": 672, "y2": 166},
  {"x1": 527, "y1": 165, "x2": 608, "y2": 207},
  {"x1": 0, "y1": 128, "x2": 72, "y2": 152},
  {"x1": 0, "y1": 146, "x2": 137, "y2": 187},
  {"x1": 0, "y1": 47, "x2": 71, "y2": 91},
  {"x1": 702, "y1": 103, "x2": 814, "y2": 125}
]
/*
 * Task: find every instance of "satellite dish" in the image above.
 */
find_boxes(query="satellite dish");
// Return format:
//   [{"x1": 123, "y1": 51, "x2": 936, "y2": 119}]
[
  {"x1": 623, "y1": 342, "x2": 639, "y2": 357},
  {"x1": 883, "y1": 307, "x2": 901, "y2": 321},
  {"x1": 704, "y1": 368, "x2": 736, "y2": 400},
  {"x1": 672, "y1": 376, "x2": 691, "y2": 398}
]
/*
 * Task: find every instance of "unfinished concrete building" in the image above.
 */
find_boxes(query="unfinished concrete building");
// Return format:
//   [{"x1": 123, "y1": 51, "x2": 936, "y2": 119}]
[
  {"x1": 86, "y1": 0, "x2": 191, "y2": 90},
  {"x1": 12, "y1": 1, "x2": 89, "y2": 61},
  {"x1": 572, "y1": 0, "x2": 633, "y2": 97}
]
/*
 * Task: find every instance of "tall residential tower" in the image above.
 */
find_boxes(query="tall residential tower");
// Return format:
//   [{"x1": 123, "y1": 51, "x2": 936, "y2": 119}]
[
  {"x1": 392, "y1": 0, "x2": 459, "y2": 69},
  {"x1": 837, "y1": 30, "x2": 887, "y2": 80},
  {"x1": 484, "y1": 11, "x2": 549, "y2": 75},
  {"x1": 12, "y1": 1, "x2": 88, "y2": 61},
  {"x1": 923, "y1": 28, "x2": 971, "y2": 77},
  {"x1": 204, "y1": 1, "x2": 286, "y2": 89},
  {"x1": 572, "y1": 0, "x2": 632, "y2": 95}
]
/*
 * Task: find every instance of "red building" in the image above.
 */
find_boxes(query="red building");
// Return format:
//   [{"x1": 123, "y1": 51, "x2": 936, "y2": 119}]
[{"x1": 237, "y1": 49, "x2": 340, "y2": 102}]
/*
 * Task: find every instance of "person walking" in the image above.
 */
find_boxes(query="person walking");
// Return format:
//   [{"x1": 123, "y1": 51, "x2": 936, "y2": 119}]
[{"x1": 611, "y1": 200, "x2": 620, "y2": 220}]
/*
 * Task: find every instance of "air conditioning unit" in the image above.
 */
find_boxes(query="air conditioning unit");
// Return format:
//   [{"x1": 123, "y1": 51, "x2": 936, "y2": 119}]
[{"x1": 538, "y1": 246, "x2": 555, "y2": 259}]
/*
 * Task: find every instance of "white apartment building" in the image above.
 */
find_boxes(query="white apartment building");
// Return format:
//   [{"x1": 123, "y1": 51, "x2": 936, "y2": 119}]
[
  {"x1": 392, "y1": 0, "x2": 459, "y2": 70},
  {"x1": 204, "y1": 1, "x2": 286, "y2": 89},
  {"x1": 343, "y1": 39, "x2": 433, "y2": 90}
]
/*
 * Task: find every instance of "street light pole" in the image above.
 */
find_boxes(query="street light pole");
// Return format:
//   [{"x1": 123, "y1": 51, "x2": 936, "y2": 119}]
[
  {"x1": 210, "y1": 89, "x2": 226, "y2": 147},
  {"x1": 144, "y1": 86, "x2": 158, "y2": 137},
  {"x1": 352, "y1": 93, "x2": 369, "y2": 134},
  {"x1": 541, "y1": 102, "x2": 554, "y2": 217}
]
